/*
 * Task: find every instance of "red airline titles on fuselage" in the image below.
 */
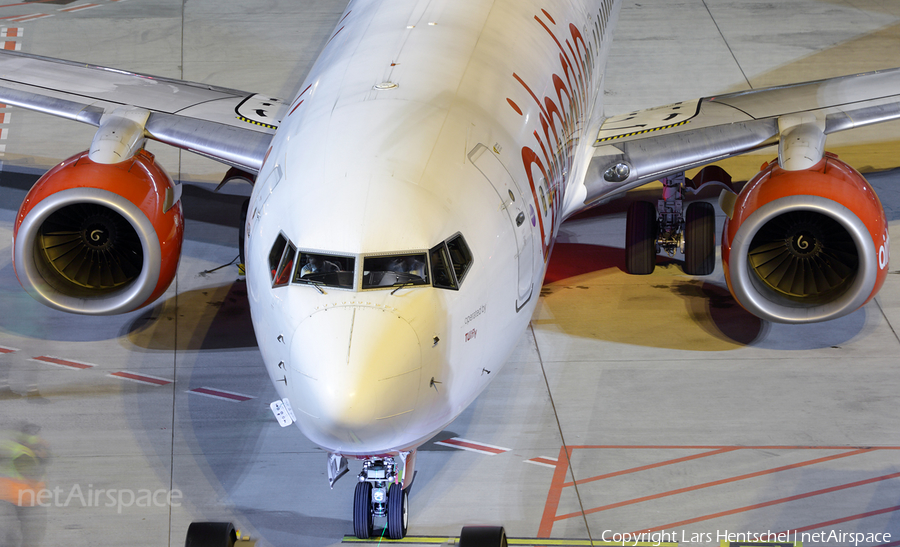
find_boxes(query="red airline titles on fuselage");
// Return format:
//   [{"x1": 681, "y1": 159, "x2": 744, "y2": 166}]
[{"x1": 507, "y1": 1, "x2": 614, "y2": 261}]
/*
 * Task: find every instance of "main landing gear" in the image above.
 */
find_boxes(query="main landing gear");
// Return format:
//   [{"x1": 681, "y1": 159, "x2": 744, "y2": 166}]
[
  {"x1": 353, "y1": 458, "x2": 409, "y2": 539},
  {"x1": 625, "y1": 168, "x2": 729, "y2": 276}
]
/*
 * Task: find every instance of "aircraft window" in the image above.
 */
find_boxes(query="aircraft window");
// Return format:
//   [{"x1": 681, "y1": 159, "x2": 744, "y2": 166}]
[
  {"x1": 362, "y1": 254, "x2": 429, "y2": 290},
  {"x1": 446, "y1": 234, "x2": 473, "y2": 284},
  {"x1": 429, "y1": 243, "x2": 457, "y2": 290},
  {"x1": 293, "y1": 252, "x2": 356, "y2": 289},
  {"x1": 273, "y1": 242, "x2": 296, "y2": 287},
  {"x1": 269, "y1": 234, "x2": 288, "y2": 282}
]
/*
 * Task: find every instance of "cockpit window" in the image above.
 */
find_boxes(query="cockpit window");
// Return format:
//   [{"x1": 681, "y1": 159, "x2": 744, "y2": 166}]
[
  {"x1": 430, "y1": 233, "x2": 473, "y2": 291},
  {"x1": 446, "y1": 234, "x2": 473, "y2": 285},
  {"x1": 274, "y1": 242, "x2": 296, "y2": 287},
  {"x1": 429, "y1": 243, "x2": 457, "y2": 290},
  {"x1": 269, "y1": 234, "x2": 288, "y2": 282},
  {"x1": 362, "y1": 254, "x2": 429, "y2": 290},
  {"x1": 269, "y1": 234, "x2": 296, "y2": 287},
  {"x1": 294, "y1": 252, "x2": 356, "y2": 289}
]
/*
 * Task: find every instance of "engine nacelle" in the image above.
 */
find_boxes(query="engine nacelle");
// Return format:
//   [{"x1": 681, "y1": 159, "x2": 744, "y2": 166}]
[
  {"x1": 13, "y1": 150, "x2": 184, "y2": 315},
  {"x1": 722, "y1": 154, "x2": 889, "y2": 324}
]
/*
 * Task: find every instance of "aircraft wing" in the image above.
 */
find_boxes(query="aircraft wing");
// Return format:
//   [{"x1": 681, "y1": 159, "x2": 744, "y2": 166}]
[
  {"x1": 583, "y1": 68, "x2": 900, "y2": 206},
  {"x1": 0, "y1": 50, "x2": 288, "y2": 173}
]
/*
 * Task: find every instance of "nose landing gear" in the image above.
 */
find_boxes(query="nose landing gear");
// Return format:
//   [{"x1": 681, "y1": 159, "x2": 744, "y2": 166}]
[{"x1": 353, "y1": 457, "x2": 410, "y2": 539}]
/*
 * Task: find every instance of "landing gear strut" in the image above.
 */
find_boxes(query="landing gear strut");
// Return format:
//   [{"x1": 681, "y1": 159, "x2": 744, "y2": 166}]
[
  {"x1": 624, "y1": 171, "x2": 716, "y2": 276},
  {"x1": 353, "y1": 457, "x2": 410, "y2": 539}
]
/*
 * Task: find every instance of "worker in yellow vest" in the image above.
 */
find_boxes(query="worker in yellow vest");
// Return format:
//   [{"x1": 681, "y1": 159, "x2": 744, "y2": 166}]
[{"x1": 0, "y1": 423, "x2": 49, "y2": 546}]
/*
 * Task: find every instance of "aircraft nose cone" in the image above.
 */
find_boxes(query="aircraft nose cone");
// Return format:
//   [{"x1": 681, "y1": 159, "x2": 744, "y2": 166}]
[{"x1": 288, "y1": 306, "x2": 422, "y2": 451}]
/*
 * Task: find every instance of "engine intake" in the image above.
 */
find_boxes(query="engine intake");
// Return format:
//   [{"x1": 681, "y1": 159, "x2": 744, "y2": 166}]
[
  {"x1": 13, "y1": 150, "x2": 183, "y2": 315},
  {"x1": 722, "y1": 154, "x2": 888, "y2": 324}
]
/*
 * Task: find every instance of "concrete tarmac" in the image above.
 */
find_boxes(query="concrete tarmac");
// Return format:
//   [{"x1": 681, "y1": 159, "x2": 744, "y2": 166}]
[{"x1": 0, "y1": 1, "x2": 899, "y2": 546}]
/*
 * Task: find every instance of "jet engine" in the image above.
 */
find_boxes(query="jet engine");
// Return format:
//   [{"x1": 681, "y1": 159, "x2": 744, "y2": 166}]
[
  {"x1": 13, "y1": 149, "x2": 183, "y2": 315},
  {"x1": 722, "y1": 153, "x2": 889, "y2": 324}
]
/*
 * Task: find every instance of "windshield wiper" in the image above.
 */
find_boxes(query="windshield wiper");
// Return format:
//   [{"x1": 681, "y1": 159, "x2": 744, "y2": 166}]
[
  {"x1": 390, "y1": 282, "x2": 415, "y2": 295},
  {"x1": 305, "y1": 281, "x2": 325, "y2": 294}
]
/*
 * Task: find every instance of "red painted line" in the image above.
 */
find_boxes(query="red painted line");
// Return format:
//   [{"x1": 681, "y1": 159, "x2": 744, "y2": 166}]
[
  {"x1": 434, "y1": 437, "x2": 509, "y2": 455},
  {"x1": 31, "y1": 355, "x2": 94, "y2": 370},
  {"x1": 558, "y1": 448, "x2": 873, "y2": 521},
  {"x1": 110, "y1": 371, "x2": 172, "y2": 386},
  {"x1": 189, "y1": 387, "x2": 253, "y2": 402},
  {"x1": 1, "y1": 41, "x2": 18, "y2": 50},
  {"x1": 564, "y1": 447, "x2": 738, "y2": 488},
  {"x1": 2, "y1": 28, "x2": 18, "y2": 38},
  {"x1": 633, "y1": 470, "x2": 900, "y2": 534},
  {"x1": 0, "y1": 0, "x2": 57, "y2": 7},
  {"x1": 538, "y1": 445, "x2": 571, "y2": 538},
  {"x1": 0, "y1": 345, "x2": 18, "y2": 354}
]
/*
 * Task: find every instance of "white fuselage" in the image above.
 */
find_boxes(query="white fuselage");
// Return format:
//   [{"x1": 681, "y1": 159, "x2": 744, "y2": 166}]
[{"x1": 244, "y1": 0, "x2": 619, "y2": 456}]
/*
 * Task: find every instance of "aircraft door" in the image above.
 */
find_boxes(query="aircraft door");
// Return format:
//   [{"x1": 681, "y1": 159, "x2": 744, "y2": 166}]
[{"x1": 468, "y1": 144, "x2": 534, "y2": 310}]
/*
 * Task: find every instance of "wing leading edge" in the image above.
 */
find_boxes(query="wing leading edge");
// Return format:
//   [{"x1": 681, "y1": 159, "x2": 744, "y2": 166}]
[
  {"x1": 0, "y1": 50, "x2": 288, "y2": 173},
  {"x1": 582, "y1": 68, "x2": 900, "y2": 207}
]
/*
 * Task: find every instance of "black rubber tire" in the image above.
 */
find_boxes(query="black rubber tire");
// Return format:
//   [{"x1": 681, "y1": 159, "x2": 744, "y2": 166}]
[
  {"x1": 353, "y1": 482, "x2": 373, "y2": 539},
  {"x1": 625, "y1": 201, "x2": 657, "y2": 274},
  {"x1": 386, "y1": 484, "x2": 408, "y2": 539},
  {"x1": 459, "y1": 526, "x2": 508, "y2": 547},
  {"x1": 184, "y1": 522, "x2": 236, "y2": 547},
  {"x1": 684, "y1": 201, "x2": 716, "y2": 275},
  {"x1": 238, "y1": 198, "x2": 249, "y2": 266}
]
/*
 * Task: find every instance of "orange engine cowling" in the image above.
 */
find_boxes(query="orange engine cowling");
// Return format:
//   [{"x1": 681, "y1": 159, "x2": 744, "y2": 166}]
[
  {"x1": 13, "y1": 149, "x2": 184, "y2": 315},
  {"x1": 722, "y1": 153, "x2": 889, "y2": 324}
]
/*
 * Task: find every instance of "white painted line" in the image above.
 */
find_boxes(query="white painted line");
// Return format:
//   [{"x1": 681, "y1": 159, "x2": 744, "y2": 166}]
[
  {"x1": 10, "y1": 14, "x2": 54, "y2": 22},
  {"x1": 59, "y1": 3, "x2": 100, "y2": 12},
  {"x1": 0, "y1": 27, "x2": 23, "y2": 38},
  {"x1": 434, "y1": 437, "x2": 511, "y2": 455},
  {"x1": 525, "y1": 456, "x2": 558, "y2": 468}
]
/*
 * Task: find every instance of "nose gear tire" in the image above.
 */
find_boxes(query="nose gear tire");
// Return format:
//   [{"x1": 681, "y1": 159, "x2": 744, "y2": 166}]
[
  {"x1": 353, "y1": 482, "x2": 374, "y2": 539},
  {"x1": 387, "y1": 484, "x2": 408, "y2": 539}
]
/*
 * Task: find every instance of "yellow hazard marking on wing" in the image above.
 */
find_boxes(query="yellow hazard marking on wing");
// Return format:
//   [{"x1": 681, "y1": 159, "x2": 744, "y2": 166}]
[
  {"x1": 595, "y1": 119, "x2": 691, "y2": 143},
  {"x1": 236, "y1": 116, "x2": 278, "y2": 130}
]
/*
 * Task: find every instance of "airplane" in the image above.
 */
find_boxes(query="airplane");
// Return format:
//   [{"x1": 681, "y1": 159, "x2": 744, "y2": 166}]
[{"x1": 2, "y1": 0, "x2": 899, "y2": 544}]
